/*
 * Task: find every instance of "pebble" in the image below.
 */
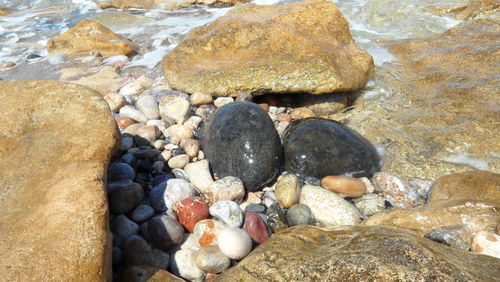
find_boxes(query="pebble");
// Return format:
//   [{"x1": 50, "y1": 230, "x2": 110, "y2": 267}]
[
  {"x1": 286, "y1": 204, "x2": 314, "y2": 226},
  {"x1": 131, "y1": 204, "x2": 155, "y2": 223},
  {"x1": 110, "y1": 215, "x2": 139, "y2": 247},
  {"x1": 112, "y1": 247, "x2": 123, "y2": 267},
  {"x1": 193, "y1": 219, "x2": 227, "y2": 247},
  {"x1": 184, "y1": 116, "x2": 202, "y2": 130},
  {"x1": 217, "y1": 227, "x2": 252, "y2": 260},
  {"x1": 108, "y1": 182, "x2": 144, "y2": 214},
  {"x1": 136, "y1": 95, "x2": 160, "y2": 120},
  {"x1": 321, "y1": 175, "x2": 366, "y2": 198},
  {"x1": 140, "y1": 222, "x2": 151, "y2": 241},
  {"x1": 275, "y1": 121, "x2": 290, "y2": 136},
  {"x1": 153, "y1": 139, "x2": 166, "y2": 150},
  {"x1": 120, "y1": 81, "x2": 144, "y2": 97},
  {"x1": 304, "y1": 176, "x2": 321, "y2": 186},
  {"x1": 183, "y1": 139, "x2": 200, "y2": 158},
  {"x1": 213, "y1": 97, "x2": 234, "y2": 107},
  {"x1": 258, "y1": 103, "x2": 269, "y2": 112},
  {"x1": 176, "y1": 196, "x2": 210, "y2": 232},
  {"x1": 108, "y1": 162, "x2": 136, "y2": 181},
  {"x1": 262, "y1": 197, "x2": 277, "y2": 208},
  {"x1": 245, "y1": 204, "x2": 266, "y2": 214},
  {"x1": 121, "y1": 154, "x2": 136, "y2": 165},
  {"x1": 290, "y1": 107, "x2": 316, "y2": 119},
  {"x1": 148, "y1": 215, "x2": 185, "y2": 251},
  {"x1": 163, "y1": 179, "x2": 197, "y2": 210},
  {"x1": 275, "y1": 174, "x2": 301, "y2": 208},
  {"x1": 159, "y1": 95, "x2": 190, "y2": 124},
  {"x1": 235, "y1": 91, "x2": 253, "y2": 102},
  {"x1": 117, "y1": 117, "x2": 136, "y2": 129},
  {"x1": 168, "y1": 154, "x2": 190, "y2": 169},
  {"x1": 48, "y1": 53, "x2": 69, "y2": 64},
  {"x1": 119, "y1": 105, "x2": 148, "y2": 123},
  {"x1": 123, "y1": 124, "x2": 143, "y2": 136},
  {"x1": 246, "y1": 192, "x2": 262, "y2": 204},
  {"x1": 372, "y1": 172, "x2": 422, "y2": 208},
  {"x1": 360, "y1": 177, "x2": 375, "y2": 193},
  {"x1": 276, "y1": 113, "x2": 291, "y2": 122},
  {"x1": 153, "y1": 173, "x2": 173, "y2": 186},
  {"x1": 184, "y1": 160, "x2": 214, "y2": 194},
  {"x1": 123, "y1": 235, "x2": 170, "y2": 269},
  {"x1": 299, "y1": 185, "x2": 361, "y2": 227},
  {"x1": 121, "y1": 136, "x2": 134, "y2": 151},
  {"x1": 195, "y1": 246, "x2": 230, "y2": 274},
  {"x1": 190, "y1": 92, "x2": 213, "y2": 106},
  {"x1": 172, "y1": 168, "x2": 190, "y2": 181},
  {"x1": 195, "y1": 104, "x2": 216, "y2": 119},
  {"x1": 409, "y1": 177, "x2": 434, "y2": 200},
  {"x1": 165, "y1": 124, "x2": 194, "y2": 140},
  {"x1": 133, "y1": 148, "x2": 161, "y2": 160},
  {"x1": 158, "y1": 150, "x2": 172, "y2": 162},
  {"x1": 135, "y1": 125, "x2": 161, "y2": 146},
  {"x1": 471, "y1": 231, "x2": 500, "y2": 259},
  {"x1": 171, "y1": 249, "x2": 205, "y2": 281},
  {"x1": 266, "y1": 203, "x2": 288, "y2": 233},
  {"x1": 424, "y1": 226, "x2": 472, "y2": 251},
  {"x1": 209, "y1": 201, "x2": 243, "y2": 228},
  {"x1": 205, "y1": 176, "x2": 245, "y2": 204},
  {"x1": 148, "y1": 183, "x2": 167, "y2": 213},
  {"x1": 352, "y1": 193, "x2": 385, "y2": 218},
  {"x1": 244, "y1": 212, "x2": 270, "y2": 243},
  {"x1": 104, "y1": 92, "x2": 126, "y2": 112},
  {"x1": 180, "y1": 233, "x2": 200, "y2": 251},
  {"x1": 152, "y1": 161, "x2": 164, "y2": 172}
]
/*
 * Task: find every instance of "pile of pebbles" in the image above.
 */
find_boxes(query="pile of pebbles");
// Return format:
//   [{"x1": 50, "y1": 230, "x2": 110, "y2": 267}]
[{"x1": 106, "y1": 76, "x2": 433, "y2": 280}]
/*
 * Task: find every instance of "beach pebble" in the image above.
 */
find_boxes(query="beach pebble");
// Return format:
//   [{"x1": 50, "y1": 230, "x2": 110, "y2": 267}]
[
  {"x1": 190, "y1": 92, "x2": 213, "y2": 106},
  {"x1": 300, "y1": 185, "x2": 360, "y2": 227},
  {"x1": 135, "y1": 125, "x2": 161, "y2": 146},
  {"x1": 164, "y1": 179, "x2": 197, "y2": 210},
  {"x1": 183, "y1": 139, "x2": 200, "y2": 158},
  {"x1": 171, "y1": 249, "x2": 205, "y2": 281},
  {"x1": 140, "y1": 222, "x2": 151, "y2": 241},
  {"x1": 148, "y1": 215, "x2": 185, "y2": 251},
  {"x1": 275, "y1": 174, "x2": 301, "y2": 208},
  {"x1": 117, "y1": 117, "x2": 136, "y2": 129},
  {"x1": 180, "y1": 233, "x2": 200, "y2": 251},
  {"x1": 104, "y1": 92, "x2": 126, "y2": 112},
  {"x1": 48, "y1": 53, "x2": 69, "y2": 64},
  {"x1": 246, "y1": 192, "x2": 262, "y2": 204},
  {"x1": 266, "y1": 203, "x2": 288, "y2": 233},
  {"x1": 123, "y1": 235, "x2": 170, "y2": 269},
  {"x1": 110, "y1": 215, "x2": 139, "y2": 247},
  {"x1": 195, "y1": 246, "x2": 230, "y2": 273},
  {"x1": 108, "y1": 182, "x2": 144, "y2": 214},
  {"x1": 121, "y1": 136, "x2": 134, "y2": 151},
  {"x1": 286, "y1": 204, "x2": 314, "y2": 226},
  {"x1": 471, "y1": 231, "x2": 500, "y2": 259},
  {"x1": 168, "y1": 154, "x2": 190, "y2": 169},
  {"x1": 120, "y1": 81, "x2": 144, "y2": 97},
  {"x1": 158, "y1": 150, "x2": 172, "y2": 162},
  {"x1": 120, "y1": 105, "x2": 148, "y2": 123},
  {"x1": 131, "y1": 204, "x2": 155, "y2": 223},
  {"x1": 360, "y1": 177, "x2": 375, "y2": 193},
  {"x1": 290, "y1": 107, "x2": 316, "y2": 119},
  {"x1": 193, "y1": 219, "x2": 227, "y2": 247},
  {"x1": 112, "y1": 247, "x2": 123, "y2": 267},
  {"x1": 195, "y1": 104, "x2": 217, "y2": 119},
  {"x1": 160, "y1": 95, "x2": 190, "y2": 124},
  {"x1": 217, "y1": 227, "x2": 252, "y2": 260},
  {"x1": 275, "y1": 121, "x2": 290, "y2": 136},
  {"x1": 276, "y1": 113, "x2": 291, "y2": 122},
  {"x1": 123, "y1": 123, "x2": 143, "y2": 135},
  {"x1": 133, "y1": 148, "x2": 161, "y2": 160},
  {"x1": 176, "y1": 196, "x2": 210, "y2": 232},
  {"x1": 165, "y1": 124, "x2": 194, "y2": 140},
  {"x1": 262, "y1": 197, "x2": 277, "y2": 208},
  {"x1": 209, "y1": 201, "x2": 243, "y2": 228},
  {"x1": 153, "y1": 139, "x2": 166, "y2": 150},
  {"x1": 136, "y1": 95, "x2": 160, "y2": 120},
  {"x1": 121, "y1": 154, "x2": 136, "y2": 166},
  {"x1": 172, "y1": 168, "x2": 190, "y2": 181},
  {"x1": 353, "y1": 193, "x2": 385, "y2": 218},
  {"x1": 184, "y1": 116, "x2": 202, "y2": 130},
  {"x1": 424, "y1": 226, "x2": 472, "y2": 251},
  {"x1": 245, "y1": 204, "x2": 266, "y2": 214},
  {"x1": 214, "y1": 97, "x2": 234, "y2": 108},
  {"x1": 372, "y1": 172, "x2": 421, "y2": 208},
  {"x1": 148, "y1": 183, "x2": 168, "y2": 213},
  {"x1": 152, "y1": 161, "x2": 164, "y2": 172},
  {"x1": 206, "y1": 176, "x2": 245, "y2": 204},
  {"x1": 184, "y1": 160, "x2": 214, "y2": 194},
  {"x1": 409, "y1": 177, "x2": 434, "y2": 200},
  {"x1": 108, "y1": 162, "x2": 135, "y2": 181},
  {"x1": 321, "y1": 175, "x2": 366, "y2": 198},
  {"x1": 244, "y1": 212, "x2": 270, "y2": 244}
]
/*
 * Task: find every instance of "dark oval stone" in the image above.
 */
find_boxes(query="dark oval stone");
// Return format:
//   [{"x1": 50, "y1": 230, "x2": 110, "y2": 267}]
[
  {"x1": 202, "y1": 102, "x2": 282, "y2": 191},
  {"x1": 283, "y1": 118, "x2": 380, "y2": 179},
  {"x1": 148, "y1": 215, "x2": 184, "y2": 251}
]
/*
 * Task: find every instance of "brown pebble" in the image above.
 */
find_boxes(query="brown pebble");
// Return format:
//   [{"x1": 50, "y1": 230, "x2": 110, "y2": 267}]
[
  {"x1": 183, "y1": 139, "x2": 201, "y2": 158},
  {"x1": 116, "y1": 117, "x2": 136, "y2": 129},
  {"x1": 258, "y1": 103, "x2": 270, "y2": 112},
  {"x1": 277, "y1": 113, "x2": 291, "y2": 122},
  {"x1": 321, "y1": 175, "x2": 366, "y2": 198},
  {"x1": 291, "y1": 107, "x2": 316, "y2": 120}
]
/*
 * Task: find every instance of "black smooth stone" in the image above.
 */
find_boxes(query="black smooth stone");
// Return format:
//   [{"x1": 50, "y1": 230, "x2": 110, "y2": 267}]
[
  {"x1": 283, "y1": 118, "x2": 380, "y2": 179},
  {"x1": 202, "y1": 102, "x2": 282, "y2": 191}
]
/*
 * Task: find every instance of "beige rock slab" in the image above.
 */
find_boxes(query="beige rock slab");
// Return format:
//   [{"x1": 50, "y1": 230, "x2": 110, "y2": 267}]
[
  {"x1": 163, "y1": 0, "x2": 374, "y2": 96},
  {"x1": 217, "y1": 225, "x2": 500, "y2": 281},
  {"x1": 0, "y1": 81, "x2": 120, "y2": 281}
]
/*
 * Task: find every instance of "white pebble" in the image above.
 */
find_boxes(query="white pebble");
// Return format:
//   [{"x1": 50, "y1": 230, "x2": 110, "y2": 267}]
[
  {"x1": 209, "y1": 201, "x2": 243, "y2": 228},
  {"x1": 217, "y1": 227, "x2": 252, "y2": 260},
  {"x1": 119, "y1": 105, "x2": 148, "y2": 123},
  {"x1": 184, "y1": 160, "x2": 214, "y2": 194},
  {"x1": 214, "y1": 97, "x2": 234, "y2": 108},
  {"x1": 171, "y1": 249, "x2": 205, "y2": 281},
  {"x1": 163, "y1": 179, "x2": 197, "y2": 210}
]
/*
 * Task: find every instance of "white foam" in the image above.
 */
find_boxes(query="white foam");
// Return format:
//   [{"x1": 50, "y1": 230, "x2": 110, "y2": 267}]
[{"x1": 442, "y1": 153, "x2": 489, "y2": 170}]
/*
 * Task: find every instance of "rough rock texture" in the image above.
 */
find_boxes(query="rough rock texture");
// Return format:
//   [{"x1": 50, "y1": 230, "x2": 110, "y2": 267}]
[
  {"x1": 163, "y1": 0, "x2": 374, "y2": 96},
  {"x1": 364, "y1": 171, "x2": 500, "y2": 234},
  {"x1": 202, "y1": 103, "x2": 282, "y2": 191},
  {"x1": 0, "y1": 81, "x2": 120, "y2": 281},
  {"x1": 216, "y1": 225, "x2": 500, "y2": 281},
  {"x1": 429, "y1": 0, "x2": 500, "y2": 20},
  {"x1": 47, "y1": 19, "x2": 138, "y2": 56},
  {"x1": 338, "y1": 20, "x2": 500, "y2": 179}
]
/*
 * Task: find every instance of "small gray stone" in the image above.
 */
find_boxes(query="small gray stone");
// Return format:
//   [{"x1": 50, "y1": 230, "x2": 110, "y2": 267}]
[
  {"x1": 245, "y1": 204, "x2": 266, "y2": 214},
  {"x1": 111, "y1": 215, "x2": 140, "y2": 247},
  {"x1": 148, "y1": 184, "x2": 167, "y2": 213},
  {"x1": 286, "y1": 204, "x2": 314, "y2": 226},
  {"x1": 136, "y1": 95, "x2": 160, "y2": 120},
  {"x1": 121, "y1": 136, "x2": 134, "y2": 151},
  {"x1": 121, "y1": 153, "x2": 136, "y2": 165},
  {"x1": 131, "y1": 204, "x2": 155, "y2": 223},
  {"x1": 194, "y1": 246, "x2": 231, "y2": 273},
  {"x1": 209, "y1": 201, "x2": 243, "y2": 228},
  {"x1": 424, "y1": 226, "x2": 472, "y2": 251},
  {"x1": 353, "y1": 193, "x2": 385, "y2": 218},
  {"x1": 140, "y1": 221, "x2": 151, "y2": 241}
]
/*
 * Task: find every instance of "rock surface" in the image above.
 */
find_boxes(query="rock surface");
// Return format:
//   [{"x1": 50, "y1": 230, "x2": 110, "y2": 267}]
[
  {"x1": 202, "y1": 103, "x2": 282, "y2": 191},
  {"x1": 47, "y1": 19, "x2": 137, "y2": 56},
  {"x1": 283, "y1": 118, "x2": 380, "y2": 179},
  {"x1": 163, "y1": 0, "x2": 374, "y2": 96},
  {"x1": 0, "y1": 81, "x2": 119, "y2": 280},
  {"x1": 216, "y1": 225, "x2": 500, "y2": 281}
]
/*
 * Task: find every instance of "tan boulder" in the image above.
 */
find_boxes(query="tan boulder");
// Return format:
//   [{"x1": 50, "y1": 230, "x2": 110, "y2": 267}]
[
  {"x1": 364, "y1": 171, "x2": 500, "y2": 234},
  {"x1": 337, "y1": 19, "x2": 500, "y2": 180},
  {"x1": 47, "y1": 19, "x2": 138, "y2": 56},
  {"x1": 217, "y1": 225, "x2": 500, "y2": 281},
  {"x1": 163, "y1": 0, "x2": 374, "y2": 96},
  {"x1": 0, "y1": 81, "x2": 120, "y2": 280},
  {"x1": 429, "y1": 0, "x2": 500, "y2": 20}
]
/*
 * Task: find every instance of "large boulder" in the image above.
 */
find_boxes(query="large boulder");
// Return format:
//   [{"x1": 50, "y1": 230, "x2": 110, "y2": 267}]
[
  {"x1": 0, "y1": 81, "x2": 120, "y2": 280},
  {"x1": 364, "y1": 171, "x2": 500, "y2": 234},
  {"x1": 47, "y1": 19, "x2": 138, "y2": 56},
  {"x1": 217, "y1": 225, "x2": 500, "y2": 281},
  {"x1": 163, "y1": 0, "x2": 374, "y2": 96},
  {"x1": 338, "y1": 19, "x2": 500, "y2": 180}
]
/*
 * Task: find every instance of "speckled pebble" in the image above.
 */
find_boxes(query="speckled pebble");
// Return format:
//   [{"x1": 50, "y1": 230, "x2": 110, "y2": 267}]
[{"x1": 286, "y1": 204, "x2": 314, "y2": 226}]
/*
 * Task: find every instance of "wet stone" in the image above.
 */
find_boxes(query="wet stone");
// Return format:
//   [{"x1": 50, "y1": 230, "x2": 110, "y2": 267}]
[
  {"x1": 283, "y1": 118, "x2": 380, "y2": 179},
  {"x1": 202, "y1": 102, "x2": 282, "y2": 191},
  {"x1": 266, "y1": 203, "x2": 288, "y2": 233}
]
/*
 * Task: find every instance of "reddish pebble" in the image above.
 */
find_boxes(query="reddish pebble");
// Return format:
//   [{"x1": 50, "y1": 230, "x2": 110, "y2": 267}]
[
  {"x1": 244, "y1": 212, "x2": 269, "y2": 244},
  {"x1": 176, "y1": 196, "x2": 210, "y2": 232},
  {"x1": 117, "y1": 117, "x2": 136, "y2": 129}
]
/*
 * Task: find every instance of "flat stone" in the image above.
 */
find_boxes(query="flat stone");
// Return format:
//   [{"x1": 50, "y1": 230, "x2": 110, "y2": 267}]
[
  {"x1": 321, "y1": 175, "x2": 366, "y2": 198},
  {"x1": 168, "y1": 154, "x2": 190, "y2": 169},
  {"x1": 190, "y1": 92, "x2": 213, "y2": 106},
  {"x1": 194, "y1": 246, "x2": 230, "y2": 274},
  {"x1": 216, "y1": 225, "x2": 500, "y2": 281},
  {"x1": 162, "y1": 0, "x2": 373, "y2": 96},
  {"x1": 202, "y1": 103, "x2": 282, "y2": 191},
  {"x1": 0, "y1": 81, "x2": 119, "y2": 280},
  {"x1": 283, "y1": 118, "x2": 380, "y2": 179}
]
